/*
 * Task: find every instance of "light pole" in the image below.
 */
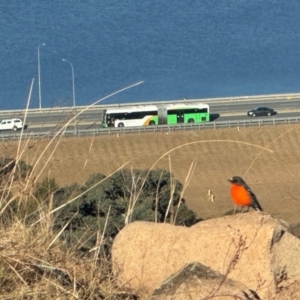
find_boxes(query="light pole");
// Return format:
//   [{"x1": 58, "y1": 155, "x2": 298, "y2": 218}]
[
  {"x1": 38, "y1": 43, "x2": 45, "y2": 110},
  {"x1": 62, "y1": 58, "x2": 76, "y2": 107}
]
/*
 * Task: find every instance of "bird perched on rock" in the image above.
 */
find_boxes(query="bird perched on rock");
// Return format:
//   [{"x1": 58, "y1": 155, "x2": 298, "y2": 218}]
[{"x1": 228, "y1": 176, "x2": 263, "y2": 212}]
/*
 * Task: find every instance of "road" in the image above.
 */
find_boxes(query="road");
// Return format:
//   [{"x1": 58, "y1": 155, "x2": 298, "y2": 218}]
[
  {"x1": 0, "y1": 95, "x2": 299, "y2": 133},
  {"x1": 209, "y1": 97, "x2": 300, "y2": 116}
]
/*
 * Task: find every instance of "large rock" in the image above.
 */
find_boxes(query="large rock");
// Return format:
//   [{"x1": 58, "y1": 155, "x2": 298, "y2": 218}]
[
  {"x1": 112, "y1": 212, "x2": 300, "y2": 299},
  {"x1": 150, "y1": 262, "x2": 260, "y2": 300},
  {"x1": 273, "y1": 273, "x2": 300, "y2": 299}
]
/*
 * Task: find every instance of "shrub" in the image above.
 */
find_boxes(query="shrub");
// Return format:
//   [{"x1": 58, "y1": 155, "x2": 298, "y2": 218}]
[
  {"x1": 0, "y1": 157, "x2": 15, "y2": 178},
  {"x1": 0, "y1": 158, "x2": 32, "y2": 182},
  {"x1": 0, "y1": 158, "x2": 33, "y2": 225},
  {"x1": 16, "y1": 160, "x2": 32, "y2": 179},
  {"x1": 34, "y1": 177, "x2": 59, "y2": 203},
  {"x1": 53, "y1": 168, "x2": 197, "y2": 254}
]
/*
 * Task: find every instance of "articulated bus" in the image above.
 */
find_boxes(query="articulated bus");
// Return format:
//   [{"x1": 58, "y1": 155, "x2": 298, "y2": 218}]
[{"x1": 102, "y1": 103, "x2": 210, "y2": 128}]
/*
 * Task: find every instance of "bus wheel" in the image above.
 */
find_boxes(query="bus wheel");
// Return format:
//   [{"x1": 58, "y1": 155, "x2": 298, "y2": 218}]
[
  {"x1": 188, "y1": 118, "x2": 194, "y2": 123},
  {"x1": 149, "y1": 120, "x2": 155, "y2": 126},
  {"x1": 118, "y1": 123, "x2": 124, "y2": 127}
]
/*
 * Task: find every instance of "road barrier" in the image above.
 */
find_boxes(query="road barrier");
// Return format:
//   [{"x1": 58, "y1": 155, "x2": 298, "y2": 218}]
[
  {"x1": 1, "y1": 116, "x2": 300, "y2": 141},
  {"x1": 1, "y1": 92, "x2": 300, "y2": 116}
]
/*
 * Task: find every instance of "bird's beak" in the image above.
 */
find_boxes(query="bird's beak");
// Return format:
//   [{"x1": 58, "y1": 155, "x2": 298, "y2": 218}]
[{"x1": 228, "y1": 178, "x2": 232, "y2": 182}]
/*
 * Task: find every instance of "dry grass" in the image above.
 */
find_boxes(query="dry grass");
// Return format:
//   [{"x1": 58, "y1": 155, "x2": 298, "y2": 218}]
[
  {"x1": 0, "y1": 162, "x2": 135, "y2": 299},
  {"x1": 3, "y1": 123, "x2": 300, "y2": 223},
  {"x1": 0, "y1": 88, "x2": 140, "y2": 299},
  {"x1": 0, "y1": 222, "x2": 132, "y2": 299},
  {"x1": 1, "y1": 103, "x2": 300, "y2": 298}
]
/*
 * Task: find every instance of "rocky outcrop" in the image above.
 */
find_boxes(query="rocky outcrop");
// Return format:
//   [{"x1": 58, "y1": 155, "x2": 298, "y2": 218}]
[
  {"x1": 112, "y1": 212, "x2": 300, "y2": 299},
  {"x1": 150, "y1": 262, "x2": 260, "y2": 300}
]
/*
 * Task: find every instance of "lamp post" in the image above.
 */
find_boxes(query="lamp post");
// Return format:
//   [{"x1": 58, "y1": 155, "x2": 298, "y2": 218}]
[
  {"x1": 38, "y1": 43, "x2": 45, "y2": 110},
  {"x1": 62, "y1": 58, "x2": 76, "y2": 107}
]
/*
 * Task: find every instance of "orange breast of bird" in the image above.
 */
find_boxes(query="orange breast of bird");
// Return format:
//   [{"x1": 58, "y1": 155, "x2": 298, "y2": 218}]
[{"x1": 230, "y1": 184, "x2": 252, "y2": 207}]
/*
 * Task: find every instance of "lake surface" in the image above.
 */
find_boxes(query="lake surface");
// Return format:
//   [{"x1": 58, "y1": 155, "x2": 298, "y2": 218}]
[{"x1": 1, "y1": 1, "x2": 300, "y2": 109}]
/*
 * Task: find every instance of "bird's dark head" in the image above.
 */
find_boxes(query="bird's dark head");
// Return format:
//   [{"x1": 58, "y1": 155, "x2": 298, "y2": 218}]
[{"x1": 228, "y1": 176, "x2": 245, "y2": 185}]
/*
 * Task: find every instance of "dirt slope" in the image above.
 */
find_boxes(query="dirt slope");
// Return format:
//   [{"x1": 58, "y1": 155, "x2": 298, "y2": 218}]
[{"x1": 3, "y1": 124, "x2": 300, "y2": 224}]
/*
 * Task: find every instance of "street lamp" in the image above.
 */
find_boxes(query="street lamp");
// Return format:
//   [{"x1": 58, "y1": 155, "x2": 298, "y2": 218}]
[
  {"x1": 62, "y1": 58, "x2": 76, "y2": 107},
  {"x1": 38, "y1": 43, "x2": 45, "y2": 110}
]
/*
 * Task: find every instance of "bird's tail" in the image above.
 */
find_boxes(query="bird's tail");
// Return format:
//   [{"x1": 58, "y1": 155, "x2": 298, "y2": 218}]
[
  {"x1": 249, "y1": 190, "x2": 263, "y2": 211},
  {"x1": 253, "y1": 198, "x2": 263, "y2": 211}
]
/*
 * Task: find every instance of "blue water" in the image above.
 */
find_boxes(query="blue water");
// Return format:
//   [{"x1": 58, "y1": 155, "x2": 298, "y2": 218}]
[{"x1": 1, "y1": 1, "x2": 300, "y2": 109}]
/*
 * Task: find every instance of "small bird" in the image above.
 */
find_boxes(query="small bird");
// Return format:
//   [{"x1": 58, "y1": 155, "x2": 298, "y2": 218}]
[{"x1": 228, "y1": 176, "x2": 263, "y2": 212}]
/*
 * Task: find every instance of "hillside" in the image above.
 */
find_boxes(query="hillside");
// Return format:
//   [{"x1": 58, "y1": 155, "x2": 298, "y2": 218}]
[{"x1": 3, "y1": 123, "x2": 300, "y2": 224}]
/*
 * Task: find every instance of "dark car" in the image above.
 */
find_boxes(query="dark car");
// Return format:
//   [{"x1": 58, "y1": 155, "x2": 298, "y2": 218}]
[{"x1": 247, "y1": 106, "x2": 276, "y2": 117}]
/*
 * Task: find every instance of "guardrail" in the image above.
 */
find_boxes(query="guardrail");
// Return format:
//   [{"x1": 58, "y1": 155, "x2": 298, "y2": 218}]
[
  {"x1": 1, "y1": 116, "x2": 300, "y2": 141},
  {"x1": 1, "y1": 92, "x2": 300, "y2": 115}
]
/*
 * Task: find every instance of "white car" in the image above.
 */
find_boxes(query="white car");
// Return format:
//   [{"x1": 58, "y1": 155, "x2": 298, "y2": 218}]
[{"x1": 0, "y1": 119, "x2": 23, "y2": 131}]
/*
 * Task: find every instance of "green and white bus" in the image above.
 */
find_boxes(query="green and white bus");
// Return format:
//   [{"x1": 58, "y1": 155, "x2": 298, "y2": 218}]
[{"x1": 102, "y1": 103, "x2": 210, "y2": 128}]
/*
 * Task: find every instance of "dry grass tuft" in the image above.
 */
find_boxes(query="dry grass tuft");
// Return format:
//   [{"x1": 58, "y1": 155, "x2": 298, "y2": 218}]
[
  {"x1": 0, "y1": 161, "x2": 133, "y2": 299},
  {"x1": 0, "y1": 222, "x2": 132, "y2": 299},
  {"x1": 0, "y1": 85, "x2": 147, "y2": 299}
]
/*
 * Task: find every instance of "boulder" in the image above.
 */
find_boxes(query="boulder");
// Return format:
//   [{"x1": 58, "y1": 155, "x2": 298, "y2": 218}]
[
  {"x1": 274, "y1": 273, "x2": 300, "y2": 299},
  {"x1": 150, "y1": 262, "x2": 260, "y2": 300},
  {"x1": 112, "y1": 212, "x2": 300, "y2": 299}
]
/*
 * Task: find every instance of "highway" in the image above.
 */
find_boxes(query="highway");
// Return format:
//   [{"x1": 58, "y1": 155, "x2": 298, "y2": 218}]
[{"x1": 0, "y1": 94, "x2": 299, "y2": 134}]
